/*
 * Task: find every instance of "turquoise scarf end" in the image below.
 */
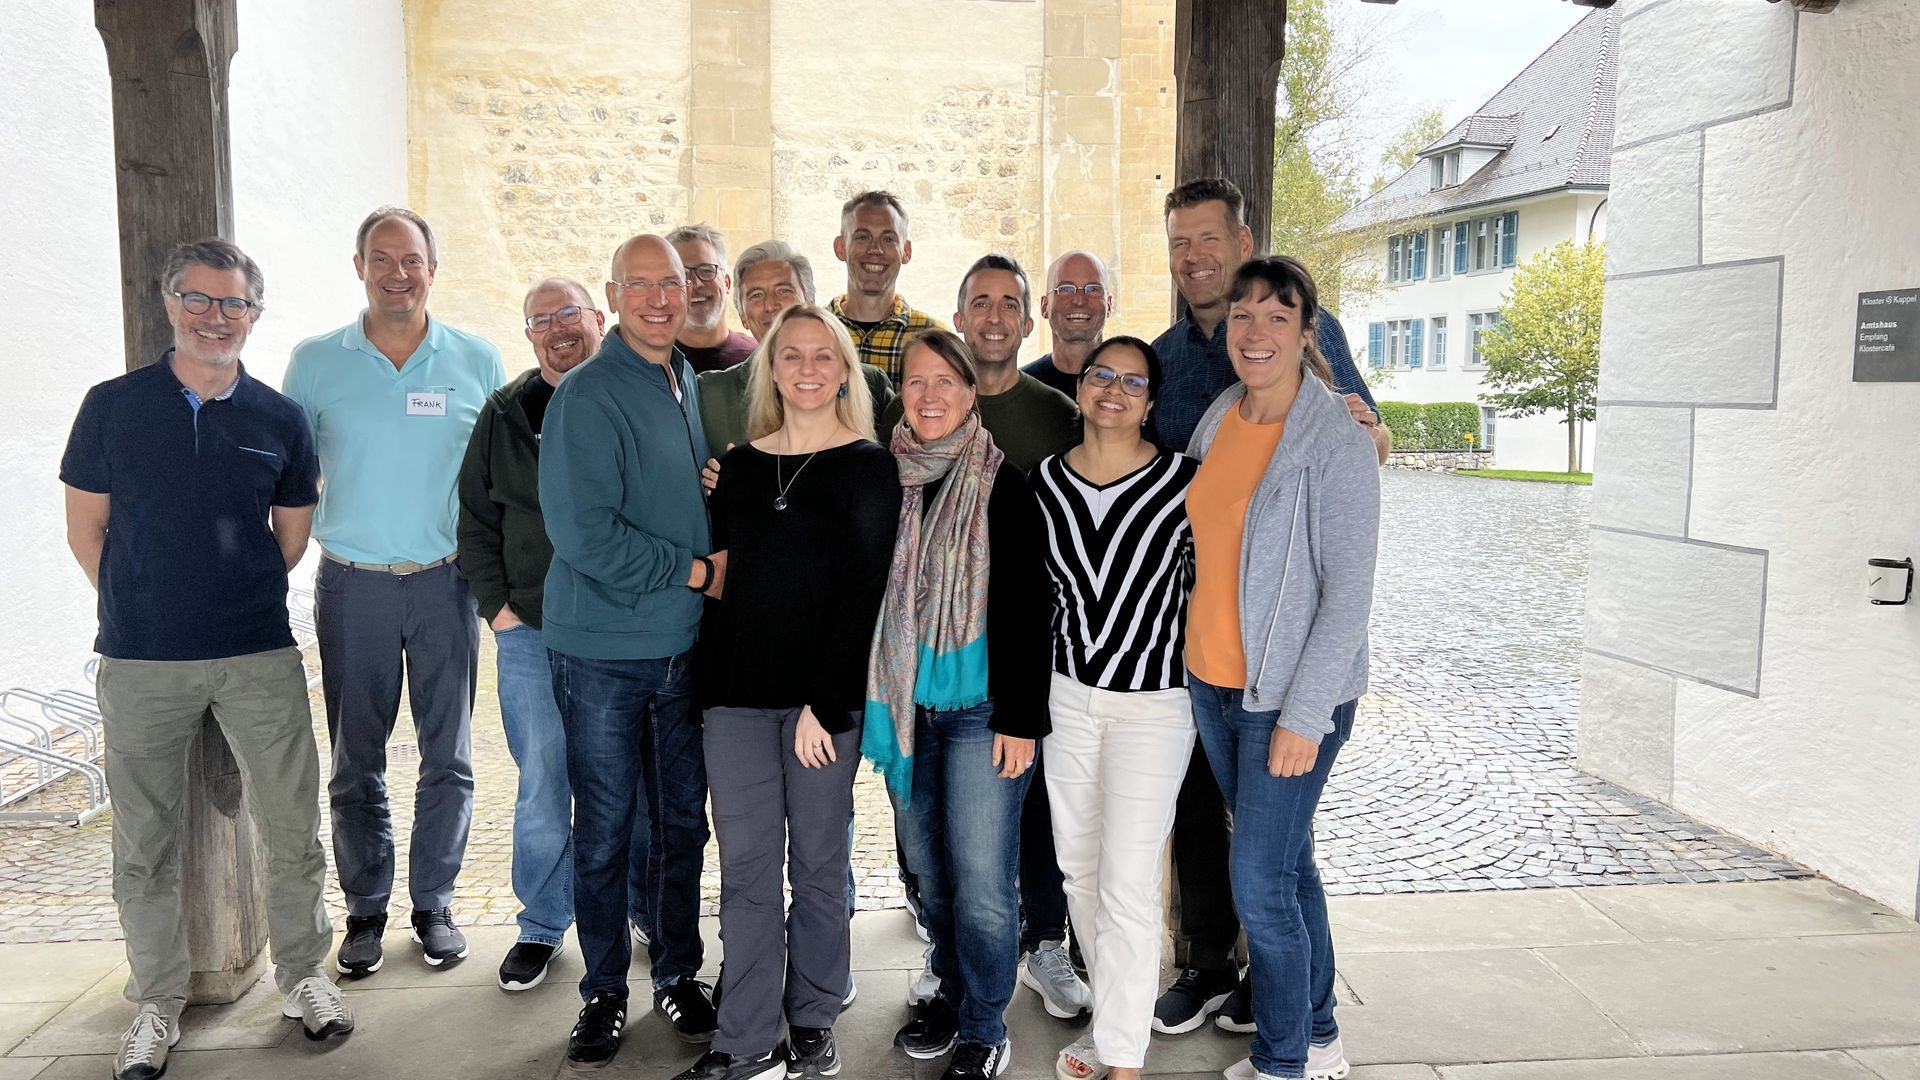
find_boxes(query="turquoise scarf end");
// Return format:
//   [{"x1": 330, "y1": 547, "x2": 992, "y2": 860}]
[
  {"x1": 861, "y1": 698, "x2": 915, "y2": 806},
  {"x1": 911, "y1": 637, "x2": 989, "y2": 712}
]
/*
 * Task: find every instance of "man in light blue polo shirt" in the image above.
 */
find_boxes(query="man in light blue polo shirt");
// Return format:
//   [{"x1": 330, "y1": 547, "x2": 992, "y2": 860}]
[{"x1": 283, "y1": 206, "x2": 507, "y2": 980}]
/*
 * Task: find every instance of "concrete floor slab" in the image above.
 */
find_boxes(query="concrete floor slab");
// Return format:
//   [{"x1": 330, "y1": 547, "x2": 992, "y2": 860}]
[
  {"x1": 1438, "y1": 1048, "x2": 1880, "y2": 1079},
  {"x1": 850, "y1": 907, "x2": 932, "y2": 972},
  {"x1": 1330, "y1": 891, "x2": 1634, "y2": 954},
  {"x1": 1578, "y1": 880, "x2": 1917, "y2": 942},
  {"x1": 1334, "y1": 950, "x2": 1638, "y2": 1064},
  {"x1": 0, "y1": 944, "x2": 127, "y2": 1006},
  {"x1": 0, "y1": 1004, "x2": 62, "y2": 1057},
  {"x1": 1539, "y1": 933, "x2": 1920, "y2": 1053},
  {"x1": 1850, "y1": 1045, "x2": 1920, "y2": 1080},
  {"x1": 0, "y1": 1059, "x2": 52, "y2": 1080},
  {"x1": 8, "y1": 967, "x2": 290, "y2": 1058}
]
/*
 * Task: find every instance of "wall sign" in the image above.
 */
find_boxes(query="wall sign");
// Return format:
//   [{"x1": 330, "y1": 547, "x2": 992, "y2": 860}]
[{"x1": 1853, "y1": 288, "x2": 1920, "y2": 381}]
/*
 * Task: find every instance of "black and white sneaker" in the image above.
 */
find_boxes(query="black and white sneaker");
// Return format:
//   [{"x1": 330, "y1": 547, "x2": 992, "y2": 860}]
[
  {"x1": 281, "y1": 975, "x2": 355, "y2": 1041},
  {"x1": 410, "y1": 908, "x2": 469, "y2": 967},
  {"x1": 1214, "y1": 974, "x2": 1255, "y2": 1033},
  {"x1": 893, "y1": 997, "x2": 958, "y2": 1060},
  {"x1": 787, "y1": 1026, "x2": 842, "y2": 1078},
  {"x1": 841, "y1": 977, "x2": 857, "y2": 1012},
  {"x1": 655, "y1": 979, "x2": 719, "y2": 1043},
  {"x1": 1151, "y1": 967, "x2": 1239, "y2": 1034},
  {"x1": 335, "y1": 913, "x2": 386, "y2": 979},
  {"x1": 498, "y1": 941, "x2": 557, "y2": 991},
  {"x1": 566, "y1": 993, "x2": 628, "y2": 1071},
  {"x1": 112, "y1": 1005, "x2": 178, "y2": 1080},
  {"x1": 671, "y1": 1047, "x2": 786, "y2": 1080},
  {"x1": 942, "y1": 1039, "x2": 1010, "y2": 1080}
]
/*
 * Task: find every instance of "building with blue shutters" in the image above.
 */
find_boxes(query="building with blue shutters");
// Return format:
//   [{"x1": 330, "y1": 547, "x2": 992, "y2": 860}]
[{"x1": 1333, "y1": 9, "x2": 1616, "y2": 472}]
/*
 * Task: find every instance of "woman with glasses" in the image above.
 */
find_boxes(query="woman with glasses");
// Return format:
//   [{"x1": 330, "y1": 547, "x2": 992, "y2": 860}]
[
  {"x1": 1029, "y1": 337, "x2": 1199, "y2": 1080},
  {"x1": 1187, "y1": 257, "x2": 1378, "y2": 1080}
]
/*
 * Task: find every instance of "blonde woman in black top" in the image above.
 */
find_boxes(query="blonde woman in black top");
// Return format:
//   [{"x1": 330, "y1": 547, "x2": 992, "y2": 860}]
[{"x1": 683, "y1": 305, "x2": 901, "y2": 1080}]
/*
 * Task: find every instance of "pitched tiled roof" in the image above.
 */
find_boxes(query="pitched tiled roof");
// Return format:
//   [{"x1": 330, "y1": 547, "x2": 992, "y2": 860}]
[{"x1": 1335, "y1": 9, "x2": 1619, "y2": 232}]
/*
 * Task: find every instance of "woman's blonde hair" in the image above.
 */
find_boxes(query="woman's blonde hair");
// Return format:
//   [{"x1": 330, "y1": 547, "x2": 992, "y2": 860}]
[{"x1": 744, "y1": 304, "x2": 875, "y2": 441}]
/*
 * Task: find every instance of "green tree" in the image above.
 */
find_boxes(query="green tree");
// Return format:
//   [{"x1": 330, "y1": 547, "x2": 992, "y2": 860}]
[
  {"x1": 1372, "y1": 106, "x2": 1446, "y2": 192},
  {"x1": 1480, "y1": 240, "x2": 1605, "y2": 472}
]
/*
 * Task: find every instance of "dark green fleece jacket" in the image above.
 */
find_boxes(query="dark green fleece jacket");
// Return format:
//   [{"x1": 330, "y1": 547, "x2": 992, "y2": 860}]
[{"x1": 457, "y1": 369, "x2": 554, "y2": 628}]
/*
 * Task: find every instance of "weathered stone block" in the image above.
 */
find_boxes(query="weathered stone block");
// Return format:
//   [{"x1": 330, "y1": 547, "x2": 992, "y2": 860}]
[
  {"x1": 696, "y1": 64, "x2": 769, "y2": 109},
  {"x1": 689, "y1": 106, "x2": 731, "y2": 145},
  {"x1": 1046, "y1": 14, "x2": 1085, "y2": 56},
  {"x1": 1615, "y1": 0, "x2": 1794, "y2": 147},
  {"x1": 1591, "y1": 406, "x2": 1692, "y2": 536},
  {"x1": 1578, "y1": 651, "x2": 1677, "y2": 802},
  {"x1": 1586, "y1": 529, "x2": 1766, "y2": 694},
  {"x1": 1063, "y1": 94, "x2": 1117, "y2": 144},
  {"x1": 1600, "y1": 260, "x2": 1779, "y2": 407},
  {"x1": 1048, "y1": 56, "x2": 1114, "y2": 97},
  {"x1": 1607, "y1": 132, "x2": 1702, "y2": 275}
]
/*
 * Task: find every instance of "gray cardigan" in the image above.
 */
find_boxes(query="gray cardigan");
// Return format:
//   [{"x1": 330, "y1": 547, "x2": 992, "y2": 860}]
[{"x1": 1186, "y1": 374, "x2": 1380, "y2": 741}]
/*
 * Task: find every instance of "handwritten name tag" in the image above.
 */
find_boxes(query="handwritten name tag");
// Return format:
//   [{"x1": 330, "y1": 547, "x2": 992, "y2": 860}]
[{"x1": 406, "y1": 392, "x2": 448, "y2": 417}]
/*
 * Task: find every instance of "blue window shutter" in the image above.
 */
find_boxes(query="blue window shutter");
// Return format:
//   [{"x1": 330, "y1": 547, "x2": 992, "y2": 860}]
[
  {"x1": 1368, "y1": 322, "x2": 1385, "y2": 368},
  {"x1": 1455, "y1": 224, "x2": 1469, "y2": 273},
  {"x1": 1412, "y1": 232, "x2": 1427, "y2": 280},
  {"x1": 1501, "y1": 211, "x2": 1519, "y2": 267},
  {"x1": 1408, "y1": 319, "x2": 1424, "y2": 368}
]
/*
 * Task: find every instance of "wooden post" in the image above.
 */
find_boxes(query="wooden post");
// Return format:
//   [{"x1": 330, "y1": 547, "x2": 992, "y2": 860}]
[
  {"x1": 1173, "y1": 0, "x2": 1288, "y2": 249},
  {"x1": 95, "y1": 0, "x2": 269, "y2": 1005}
]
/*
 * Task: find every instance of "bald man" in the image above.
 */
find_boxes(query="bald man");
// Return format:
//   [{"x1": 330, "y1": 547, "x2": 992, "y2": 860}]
[
  {"x1": 540, "y1": 236, "x2": 722, "y2": 1068},
  {"x1": 1022, "y1": 250, "x2": 1114, "y2": 397}
]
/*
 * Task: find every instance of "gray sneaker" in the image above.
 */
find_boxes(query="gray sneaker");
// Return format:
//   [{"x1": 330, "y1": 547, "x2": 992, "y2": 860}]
[
  {"x1": 411, "y1": 908, "x2": 469, "y2": 967},
  {"x1": 1017, "y1": 941, "x2": 1091, "y2": 1021},
  {"x1": 281, "y1": 975, "x2": 355, "y2": 1041},
  {"x1": 113, "y1": 1006, "x2": 179, "y2": 1080}
]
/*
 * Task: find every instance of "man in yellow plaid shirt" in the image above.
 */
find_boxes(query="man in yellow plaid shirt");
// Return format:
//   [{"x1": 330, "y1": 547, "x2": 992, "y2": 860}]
[{"x1": 828, "y1": 190, "x2": 944, "y2": 385}]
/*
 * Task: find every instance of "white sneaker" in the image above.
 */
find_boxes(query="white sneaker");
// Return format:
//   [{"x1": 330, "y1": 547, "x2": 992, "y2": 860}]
[
  {"x1": 1223, "y1": 1039, "x2": 1349, "y2": 1080},
  {"x1": 1018, "y1": 941, "x2": 1091, "y2": 1021},
  {"x1": 281, "y1": 975, "x2": 356, "y2": 1041},
  {"x1": 632, "y1": 919, "x2": 652, "y2": 948},
  {"x1": 113, "y1": 1006, "x2": 179, "y2": 1080},
  {"x1": 907, "y1": 940, "x2": 940, "y2": 1005}
]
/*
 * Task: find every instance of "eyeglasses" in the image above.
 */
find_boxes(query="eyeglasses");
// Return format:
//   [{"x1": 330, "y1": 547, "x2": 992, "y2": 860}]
[
  {"x1": 1084, "y1": 366, "x2": 1150, "y2": 397},
  {"x1": 1051, "y1": 283, "x2": 1107, "y2": 297},
  {"x1": 525, "y1": 305, "x2": 588, "y2": 332},
  {"x1": 169, "y1": 291, "x2": 259, "y2": 318},
  {"x1": 687, "y1": 263, "x2": 723, "y2": 284},
  {"x1": 612, "y1": 278, "x2": 686, "y2": 298}
]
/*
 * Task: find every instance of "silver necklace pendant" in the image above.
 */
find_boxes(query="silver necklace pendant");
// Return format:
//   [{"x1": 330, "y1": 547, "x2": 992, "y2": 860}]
[{"x1": 773, "y1": 495, "x2": 789, "y2": 511}]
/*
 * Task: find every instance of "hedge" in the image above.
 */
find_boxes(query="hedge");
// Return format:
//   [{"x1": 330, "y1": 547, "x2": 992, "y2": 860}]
[{"x1": 1375, "y1": 401, "x2": 1482, "y2": 450}]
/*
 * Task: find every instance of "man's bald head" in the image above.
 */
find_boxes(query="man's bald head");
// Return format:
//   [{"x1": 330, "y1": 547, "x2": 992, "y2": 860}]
[
  {"x1": 606, "y1": 234, "x2": 689, "y2": 362},
  {"x1": 1040, "y1": 249, "x2": 1113, "y2": 349}
]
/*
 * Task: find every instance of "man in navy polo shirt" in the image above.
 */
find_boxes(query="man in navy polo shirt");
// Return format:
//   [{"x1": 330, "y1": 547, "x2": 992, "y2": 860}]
[
  {"x1": 63, "y1": 239, "x2": 354, "y2": 1080},
  {"x1": 283, "y1": 207, "x2": 507, "y2": 978},
  {"x1": 1146, "y1": 177, "x2": 1392, "y2": 1040}
]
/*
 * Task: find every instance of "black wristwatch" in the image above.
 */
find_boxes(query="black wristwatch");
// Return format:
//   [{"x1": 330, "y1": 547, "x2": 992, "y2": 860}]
[{"x1": 691, "y1": 554, "x2": 715, "y2": 592}]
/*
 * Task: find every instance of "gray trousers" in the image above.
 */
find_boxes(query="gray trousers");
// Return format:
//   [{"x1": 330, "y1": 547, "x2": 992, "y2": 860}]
[
  {"x1": 704, "y1": 707, "x2": 861, "y2": 1056},
  {"x1": 314, "y1": 558, "x2": 477, "y2": 915},
  {"x1": 95, "y1": 648, "x2": 332, "y2": 1019}
]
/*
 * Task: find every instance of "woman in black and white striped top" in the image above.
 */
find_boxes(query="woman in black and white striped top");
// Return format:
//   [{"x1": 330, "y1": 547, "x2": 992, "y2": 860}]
[{"x1": 1032, "y1": 336, "x2": 1198, "y2": 1080}]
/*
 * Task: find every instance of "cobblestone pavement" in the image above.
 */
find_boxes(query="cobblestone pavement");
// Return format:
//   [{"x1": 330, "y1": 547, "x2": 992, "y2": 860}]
[{"x1": 0, "y1": 471, "x2": 1804, "y2": 944}]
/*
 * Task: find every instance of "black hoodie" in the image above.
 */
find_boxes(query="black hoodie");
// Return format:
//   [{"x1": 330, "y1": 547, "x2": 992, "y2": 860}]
[{"x1": 456, "y1": 369, "x2": 555, "y2": 627}]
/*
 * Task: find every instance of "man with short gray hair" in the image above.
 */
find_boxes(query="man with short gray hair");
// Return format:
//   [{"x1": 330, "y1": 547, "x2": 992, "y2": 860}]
[
  {"x1": 63, "y1": 239, "x2": 354, "y2": 1080},
  {"x1": 669, "y1": 223, "x2": 758, "y2": 374}
]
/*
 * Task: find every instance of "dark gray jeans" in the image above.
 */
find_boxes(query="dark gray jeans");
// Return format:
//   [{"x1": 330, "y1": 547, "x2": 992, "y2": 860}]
[
  {"x1": 314, "y1": 557, "x2": 477, "y2": 915},
  {"x1": 704, "y1": 707, "x2": 860, "y2": 1056}
]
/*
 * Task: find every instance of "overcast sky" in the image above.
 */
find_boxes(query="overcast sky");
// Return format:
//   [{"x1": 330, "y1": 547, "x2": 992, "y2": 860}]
[{"x1": 1367, "y1": 0, "x2": 1589, "y2": 125}]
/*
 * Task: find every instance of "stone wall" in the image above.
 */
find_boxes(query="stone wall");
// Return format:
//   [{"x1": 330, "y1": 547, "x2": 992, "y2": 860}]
[
  {"x1": 404, "y1": 0, "x2": 1177, "y2": 361},
  {"x1": 1385, "y1": 450, "x2": 1494, "y2": 472},
  {"x1": 1581, "y1": 0, "x2": 1920, "y2": 917}
]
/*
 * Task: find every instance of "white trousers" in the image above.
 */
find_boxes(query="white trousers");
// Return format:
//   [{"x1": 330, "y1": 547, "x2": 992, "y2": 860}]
[{"x1": 1045, "y1": 672, "x2": 1196, "y2": 1069}]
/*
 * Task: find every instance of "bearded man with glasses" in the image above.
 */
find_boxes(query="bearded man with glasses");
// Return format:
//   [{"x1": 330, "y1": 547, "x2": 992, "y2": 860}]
[{"x1": 669, "y1": 223, "x2": 759, "y2": 374}]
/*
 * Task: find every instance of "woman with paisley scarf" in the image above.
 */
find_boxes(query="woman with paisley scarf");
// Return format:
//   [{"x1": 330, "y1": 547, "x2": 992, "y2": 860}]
[{"x1": 864, "y1": 329, "x2": 1053, "y2": 1080}]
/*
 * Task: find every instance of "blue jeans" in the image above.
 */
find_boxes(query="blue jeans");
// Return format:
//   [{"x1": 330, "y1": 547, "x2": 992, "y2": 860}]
[
  {"x1": 550, "y1": 648, "x2": 708, "y2": 1000},
  {"x1": 1190, "y1": 678, "x2": 1354, "y2": 1080},
  {"x1": 496, "y1": 625, "x2": 653, "y2": 946},
  {"x1": 889, "y1": 701, "x2": 1032, "y2": 1047}
]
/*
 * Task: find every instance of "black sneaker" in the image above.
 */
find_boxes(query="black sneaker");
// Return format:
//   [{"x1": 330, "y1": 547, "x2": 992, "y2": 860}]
[
  {"x1": 1151, "y1": 967, "x2": 1239, "y2": 1035},
  {"x1": 335, "y1": 913, "x2": 386, "y2": 979},
  {"x1": 1214, "y1": 973, "x2": 1255, "y2": 1033},
  {"x1": 566, "y1": 993, "x2": 627, "y2": 1070},
  {"x1": 672, "y1": 1047, "x2": 787, "y2": 1080},
  {"x1": 941, "y1": 1039, "x2": 1010, "y2": 1080},
  {"x1": 410, "y1": 908, "x2": 469, "y2": 967},
  {"x1": 893, "y1": 997, "x2": 958, "y2": 1060},
  {"x1": 787, "y1": 1026, "x2": 841, "y2": 1079},
  {"x1": 498, "y1": 940, "x2": 557, "y2": 991},
  {"x1": 655, "y1": 979, "x2": 719, "y2": 1043},
  {"x1": 840, "y1": 977, "x2": 857, "y2": 1012}
]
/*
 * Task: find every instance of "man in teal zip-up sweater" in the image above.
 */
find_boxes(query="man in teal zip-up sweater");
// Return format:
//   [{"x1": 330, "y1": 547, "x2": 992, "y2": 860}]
[{"x1": 540, "y1": 235, "x2": 722, "y2": 1069}]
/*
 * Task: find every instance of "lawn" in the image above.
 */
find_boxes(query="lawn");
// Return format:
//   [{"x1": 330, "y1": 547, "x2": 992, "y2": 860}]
[{"x1": 1454, "y1": 469, "x2": 1593, "y2": 485}]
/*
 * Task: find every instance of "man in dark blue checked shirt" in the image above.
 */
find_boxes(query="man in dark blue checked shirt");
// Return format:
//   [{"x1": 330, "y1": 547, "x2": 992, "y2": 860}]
[{"x1": 1145, "y1": 178, "x2": 1391, "y2": 1039}]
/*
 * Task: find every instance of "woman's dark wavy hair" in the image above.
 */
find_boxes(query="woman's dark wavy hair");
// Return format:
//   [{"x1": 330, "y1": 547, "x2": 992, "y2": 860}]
[
  {"x1": 1077, "y1": 335, "x2": 1164, "y2": 402},
  {"x1": 1227, "y1": 255, "x2": 1335, "y2": 387}
]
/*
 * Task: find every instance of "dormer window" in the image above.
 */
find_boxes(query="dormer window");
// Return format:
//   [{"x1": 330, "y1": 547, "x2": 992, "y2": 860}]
[{"x1": 1429, "y1": 150, "x2": 1463, "y2": 191}]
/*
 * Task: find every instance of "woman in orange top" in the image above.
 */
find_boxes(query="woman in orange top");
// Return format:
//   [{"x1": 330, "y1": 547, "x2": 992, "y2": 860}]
[{"x1": 1183, "y1": 256, "x2": 1380, "y2": 1080}]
